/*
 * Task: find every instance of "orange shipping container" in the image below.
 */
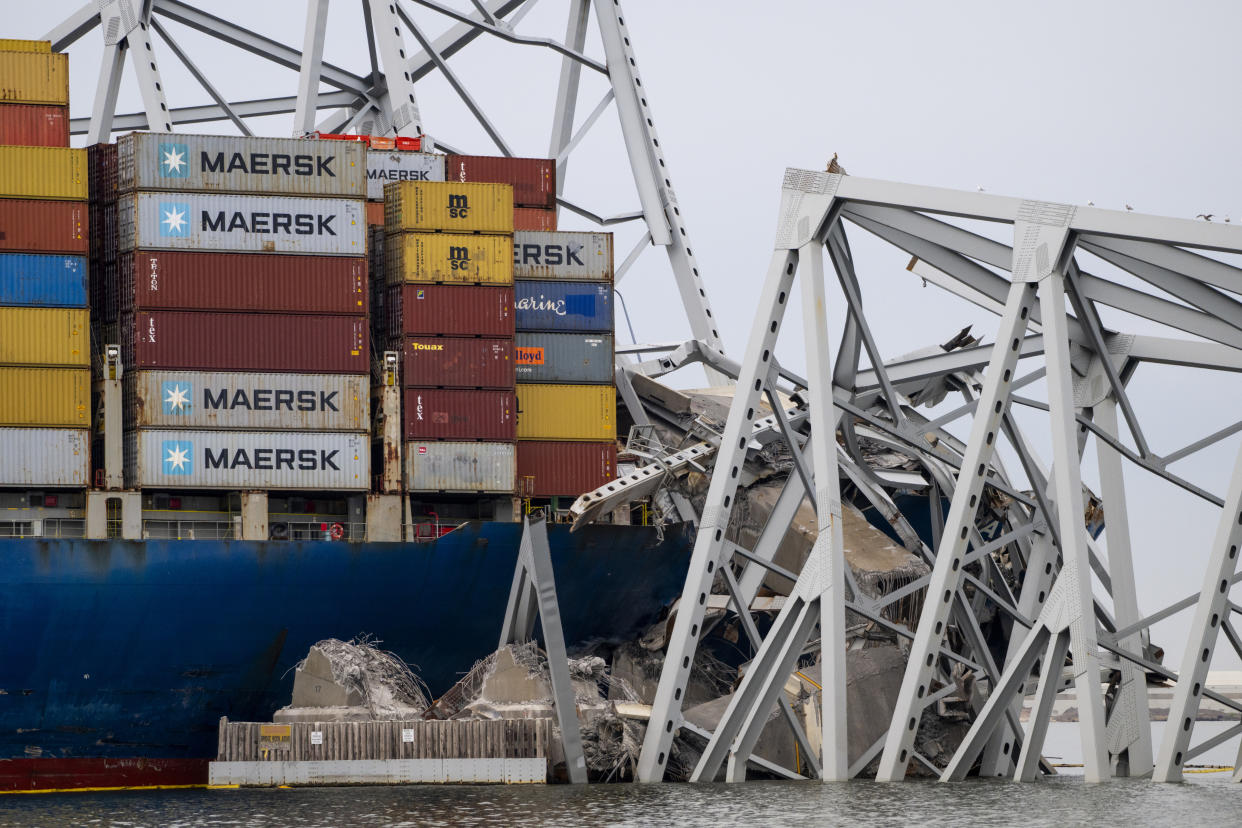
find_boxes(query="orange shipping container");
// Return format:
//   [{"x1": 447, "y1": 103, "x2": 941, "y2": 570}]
[{"x1": 0, "y1": 103, "x2": 68, "y2": 147}]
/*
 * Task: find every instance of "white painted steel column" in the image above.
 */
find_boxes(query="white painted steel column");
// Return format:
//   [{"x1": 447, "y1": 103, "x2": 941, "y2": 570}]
[
  {"x1": 88, "y1": 40, "x2": 125, "y2": 144},
  {"x1": 1094, "y1": 396, "x2": 1154, "y2": 777},
  {"x1": 875, "y1": 279, "x2": 1037, "y2": 781},
  {"x1": 367, "y1": 0, "x2": 423, "y2": 136},
  {"x1": 1153, "y1": 440, "x2": 1242, "y2": 781},
  {"x1": 294, "y1": 0, "x2": 331, "y2": 136},
  {"x1": 548, "y1": 0, "x2": 591, "y2": 201},
  {"x1": 799, "y1": 239, "x2": 849, "y2": 781},
  {"x1": 126, "y1": 17, "x2": 173, "y2": 132}
]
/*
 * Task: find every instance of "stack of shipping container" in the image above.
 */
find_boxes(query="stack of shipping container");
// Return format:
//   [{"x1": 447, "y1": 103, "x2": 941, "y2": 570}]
[
  {"x1": 512, "y1": 231, "x2": 618, "y2": 499},
  {"x1": 382, "y1": 179, "x2": 517, "y2": 493},
  {"x1": 0, "y1": 39, "x2": 91, "y2": 487},
  {"x1": 105, "y1": 132, "x2": 371, "y2": 492},
  {"x1": 445, "y1": 154, "x2": 558, "y2": 233}
]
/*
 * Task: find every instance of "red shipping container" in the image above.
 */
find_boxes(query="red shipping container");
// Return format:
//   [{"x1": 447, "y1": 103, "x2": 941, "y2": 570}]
[
  {"x1": 514, "y1": 207, "x2": 556, "y2": 232},
  {"x1": 123, "y1": 310, "x2": 368, "y2": 374},
  {"x1": 0, "y1": 200, "x2": 87, "y2": 253},
  {"x1": 399, "y1": 336, "x2": 514, "y2": 389},
  {"x1": 404, "y1": 388, "x2": 515, "y2": 440},
  {"x1": 388, "y1": 284, "x2": 513, "y2": 338},
  {"x1": 445, "y1": 155, "x2": 556, "y2": 208},
  {"x1": 87, "y1": 142, "x2": 117, "y2": 205},
  {"x1": 366, "y1": 201, "x2": 384, "y2": 226},
  {"x1": 517, "y1": 441, "x2": 617, "y2": 497},
  {"x1": 0, "y1": 103, "x2": 69, "y2": 147},
  {"x1": 118, "y1": 251, "x2": 367, "y2": 315}
]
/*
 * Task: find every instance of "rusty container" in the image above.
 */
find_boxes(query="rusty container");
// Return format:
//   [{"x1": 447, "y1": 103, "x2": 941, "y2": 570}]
[
  {"x1": 118, "y1": 250, "x2": 367, "y2": 315},
  {"x1": 0, "y1": 51, "x2": 68, "y2": 105},
  {"x1": 513, "y1": 207, "x2": 557, "y2": 232},
  {"x1": 366, "y1": 200, "x2": 384, "y2": 226},
  {"x1": 88, "y1": 142, "x2": 118, "y2": 205},
  {"x1": 122, "y1": 310, "x2": 368, "y2": 374},
  {"x1": 0, "y1": 200, "x2": 87, "y2": 254},
  {"x1": 403, "y1": 388, "x2": 515, "y2": 441},
  {"x1": 398, "y1": 336, "x2": 514, "y2": 389},
  {"x1": 516, "y1": 441, "x2": 617, "y2": 497},
  {"x1": 387, "y1": 284, "x2": 513, "y2": 338},
  {"x1": 445, "y1": 155, "x2": 556, "y2": 208},
  {"x1": 0, "y1": 103, "x2": 68, "y2": 147}
]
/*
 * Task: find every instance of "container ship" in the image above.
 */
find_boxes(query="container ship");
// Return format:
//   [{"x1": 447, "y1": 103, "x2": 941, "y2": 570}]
[{"x1": 0, "y1": 40, "x2": 693, "y2": 792}]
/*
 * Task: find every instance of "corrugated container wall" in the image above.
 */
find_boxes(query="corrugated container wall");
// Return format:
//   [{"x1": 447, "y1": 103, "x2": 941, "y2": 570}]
[
  {"x1": 0, "y1": 200, "x2": 87, "y2": 253},
  {"x1": 513, "y1": 232, "x2": 613, "y2": 281},
  {"x1": 384, "y1": 232, "x2": 513, "y2": 285},
  {"x1": 0, "y1": 104, "x2": 68, "y2": 147},
  {"x1": 445, "y1": 155, "x2": 555, "y2": 208},
  {"x1": 88, "y1": 142, "x2": 117, "y2": 205},
  {"x1": 116, "y1": 193, "x2": 366, "y2": 256},
  {"x1": 516, "y1": 441, "x2": 617, "y2": 497},
  {"x1": 405, "y1": 441, "x2": 515, "y2": 493},
  {"x1": 0, "y1": 367, "x2": 89, "y2": 426},
  {"x1": 125, "y1": 430, "x2": 369, "y2": 491},
  {"x1": 384, "y1": 181, "x2": 513, "y2": 234},
  {"x1": 399, "y1": 337, "x2": 514, "y2": 389},
  {"x1": 0, "y1": 146, "x2": 86, "y2": 200},
  {"x1": 116, "y1": 132, "x2": 367, "y2": 197},
  {"x1": 0, "y1": 427, "x2": 88, "y2": 486},
  {"x1": 123, "y1": 311, "x2": 367, "y2": 374},
  {"x1": 388, "y1": 284, "x2": 513, "y2": 338},
  {"x1": 366, "y1": 151, "x2": 445, "y2": 200},
  {"x1": 0, "y1": 254, "x2": 87, "y2": 306},
  {"x1": 0, "y1": 308, "x2": 88, "y2": 366},
  {"x1": 0, "y1": 39, "x2": 51, "y2": 53},
  {"x1": 515, "y1": 333, "x2": 614, "y2": 384},
  {"x1": 0, "y1": 52, "x2": 68, "y2": 105},
  {"x1": 516, "y1": 384, "x2": 615, "y2": 441},
  {"x1": 515, "y1": 281, "x2": 613, "y2": 332},
  {"x1": 513, "y1": 208, "x2": 556, "y2": 232},
  {"x1": 119, "y1": 251, "x2": 366, "y2": 314},
  {"x1": 403, "y1": 389, "x2": 515, "y2": 441},
  {"x1": 126, "y1": 371, "x2": 368, "y2": 431}
]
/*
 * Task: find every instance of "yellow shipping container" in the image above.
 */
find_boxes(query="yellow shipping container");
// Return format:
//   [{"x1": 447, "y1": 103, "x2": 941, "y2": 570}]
[
  {"x1": 385, "y1": 181, "x2": 514, "y2": 234},
  {"x1": 0, "y1": 147, "x2": 87, "y2": 200},
  {"x1": 0, "y1": 307, "x2": 89, "y2": 367},
  {"x1": 0, "y1": 51, "x2": 68, "y2": 105},
  {"x1": 517, "y1": 384, "x2": 615, "y2": 441},
  {"x1": 385, "y1": 232, "x2": 513, "y2": 285},
  {"x1": 0, "y1": 40, "x2": 51, "y2": 53},
  {"x1": 0, "y1": 367, "x2": 89, "y2": 426}
]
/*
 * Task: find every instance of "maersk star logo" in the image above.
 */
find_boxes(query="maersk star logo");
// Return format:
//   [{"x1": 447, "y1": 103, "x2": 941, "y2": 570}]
[
  {"x1": 159, "y1": 202, "x2": 191, "y2": 237},
  {"x1": 161, "y1": 381, "x2": 192, "y2": 415},
  {"x1": 158, "y1": 142, "x2": 190, "y2": 178},
  {"x1": 162, "y1": 440, "x2": 193, "y2": 475}
]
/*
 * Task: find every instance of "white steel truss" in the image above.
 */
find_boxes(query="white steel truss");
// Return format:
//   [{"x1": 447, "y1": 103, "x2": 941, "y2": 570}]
[
  {"x1": 41, "y1": 0, "x2": 729, "y2": 382},
  {"x1": 637, "y1": 168, "x2": 1242, "y2": 783}
]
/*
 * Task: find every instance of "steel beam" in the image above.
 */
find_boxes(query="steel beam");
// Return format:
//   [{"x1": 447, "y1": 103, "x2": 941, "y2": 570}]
[{"x1": 293, "y1": 0, "x2": 331, "y2": 136}]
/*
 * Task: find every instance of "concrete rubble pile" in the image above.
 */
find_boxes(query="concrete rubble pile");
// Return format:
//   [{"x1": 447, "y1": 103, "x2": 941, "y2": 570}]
[{"x1": 274, "y1": 637, "x2": 431, "y2": 723}]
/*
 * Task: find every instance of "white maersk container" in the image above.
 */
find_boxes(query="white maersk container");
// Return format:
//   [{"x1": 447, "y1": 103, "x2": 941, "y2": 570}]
[
  {"x1": 117, "y1": 132, "x2": 367, "y2": 198},
  {"x1": 0, "y1": 428, "x2": 89, "y2": 486},
  {"x1": 366, "y1": 151, "x2": 445, "y2": 200},
  {"x1": 405, "y1": 442, "x2": 515, "y2": 493},
  {"x1": 125, "y1": 430, "x2": 369, "y2": 490},
  {"x1": 512, "y1": 231, "x2": 613, "y2": 281},
  {"x1": 127, "y1": 371, "x2": 369, "y2": 431},
  {"x1": 117, "y1": 193, "x2": 366, "y2": 256}
]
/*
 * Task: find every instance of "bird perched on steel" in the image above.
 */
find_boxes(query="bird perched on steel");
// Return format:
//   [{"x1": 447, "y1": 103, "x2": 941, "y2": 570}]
[
  {"x1": 1125, "y1": 204, "x2": 1134, "y2": 211},
  {"x1": 826, "y1": 153, "x2": 847, "y2": 175},
  {"x1": 1197, "y1": 214, "x2": 1214, "y2": 222}
]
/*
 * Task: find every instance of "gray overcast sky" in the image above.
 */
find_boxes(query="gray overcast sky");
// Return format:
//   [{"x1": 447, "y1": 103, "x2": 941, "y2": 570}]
[{"x1": 21, "y1": 0, "x2": 1242, "y2": 667}]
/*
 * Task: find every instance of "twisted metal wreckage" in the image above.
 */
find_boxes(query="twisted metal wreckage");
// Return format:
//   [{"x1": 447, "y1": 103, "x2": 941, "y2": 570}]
[
  {"x1": 42, "y1": 0, "x2": 1242, "y2": 786},
  {"x1": 572, "y1": 170, "x2": 1242, "y2": 785}
]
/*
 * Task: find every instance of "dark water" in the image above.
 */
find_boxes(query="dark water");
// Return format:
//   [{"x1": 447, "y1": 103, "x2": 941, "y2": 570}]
[{"x1": 3, "y1": 776, "x2": 1241, "y2": 828}]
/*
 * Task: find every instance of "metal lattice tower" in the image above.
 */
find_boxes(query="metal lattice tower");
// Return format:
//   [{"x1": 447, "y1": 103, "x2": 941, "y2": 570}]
[{"x1": 42, "y1": 0, "x2": 730, "y2": 383}]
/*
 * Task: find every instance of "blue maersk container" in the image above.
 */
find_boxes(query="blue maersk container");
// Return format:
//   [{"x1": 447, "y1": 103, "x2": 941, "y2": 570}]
[
  {"x1": 0, "y1": 254, "x2": 87, "y2": 307},
  {"x1": 515, "y1": 279, "x2": 612, "y2": 332}
]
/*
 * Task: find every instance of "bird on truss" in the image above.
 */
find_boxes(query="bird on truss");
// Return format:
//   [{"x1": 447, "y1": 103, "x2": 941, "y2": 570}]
[
  {"x1": 1197, "y1": 214, "x2": 1214, "y2": 222},
  {"x1": 977, "y1": 185, "x2": 985, "y2": 192},
  {"x1": 1087, "y1": 200, "x2": 1095, "y2": 207},
  {"x1": 1227, "y1": 216, "x2": 1233, "y2": 224},
  {"x1": 826, "y1": 153, "x2": 847, "y2": 175},
  {"x1": 1125, "y1": 204, "x2": 1134, "y2": 211}
]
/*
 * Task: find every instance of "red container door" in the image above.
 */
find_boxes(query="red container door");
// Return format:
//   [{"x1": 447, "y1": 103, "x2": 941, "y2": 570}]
[
  {"x1": 516, "y1": 441, "x2": 617, "y2": 497},
  {"x1": 124, "y1": 311, "x2": 368, "y2": 374},
  {"x1": 390, "y1": 284, "x2": 513, "y2": 338},
  {"x1": 400, "y1": 336, "x2": 514, "y2": 389},
  {"x1": 403, "y1": 389, "x2": 516, "y2": 440}
]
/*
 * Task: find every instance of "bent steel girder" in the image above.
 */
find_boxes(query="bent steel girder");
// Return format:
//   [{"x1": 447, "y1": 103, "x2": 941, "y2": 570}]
[
  {"x1": 638, "y1": 168, "x2": 1242, "y2": 785},
  {"x1": 41, "y1": 0, "x2": 726, "y2": 376}
]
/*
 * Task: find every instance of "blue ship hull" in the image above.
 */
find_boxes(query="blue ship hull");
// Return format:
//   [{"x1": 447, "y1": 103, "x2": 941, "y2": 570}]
[{"x1": 0, "y1": 521, "x2": 693, "y2": 791}]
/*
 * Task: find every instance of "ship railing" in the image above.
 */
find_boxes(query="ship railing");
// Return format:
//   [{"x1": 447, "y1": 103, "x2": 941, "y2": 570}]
[
  {"x1": 141, "y1": 519, "x2": 372, "y2": 542},
  {"x1": 0, "y1": 518, "x2": 86, "y2": 538}
]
